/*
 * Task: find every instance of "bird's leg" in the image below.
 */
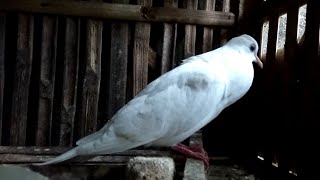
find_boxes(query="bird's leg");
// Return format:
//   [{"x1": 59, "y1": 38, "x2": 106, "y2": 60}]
[{"x1": 172, "y1": 143, "x2": 209, "y2": 167}]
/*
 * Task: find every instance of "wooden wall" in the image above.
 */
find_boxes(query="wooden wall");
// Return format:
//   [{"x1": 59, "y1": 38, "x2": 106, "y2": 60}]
[{"x1": 0, "y1": 0, "x2": 238, "y2": 166}]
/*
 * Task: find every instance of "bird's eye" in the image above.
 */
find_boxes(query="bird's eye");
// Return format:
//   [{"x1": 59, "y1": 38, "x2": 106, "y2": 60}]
[{"x1": 249, "y1": 44, "x2": 255, "y2": 52}]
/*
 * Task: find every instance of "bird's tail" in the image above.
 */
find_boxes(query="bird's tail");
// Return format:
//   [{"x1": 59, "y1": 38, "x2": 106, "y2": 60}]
[{"x1": 33, "y1": 147, "x2": 78, "y2": 166}]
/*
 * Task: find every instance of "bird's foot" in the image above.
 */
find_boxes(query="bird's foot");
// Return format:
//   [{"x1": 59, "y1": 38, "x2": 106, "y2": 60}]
[{"x1": 172, "y1": 143, "x2": 209, "y2": 168}]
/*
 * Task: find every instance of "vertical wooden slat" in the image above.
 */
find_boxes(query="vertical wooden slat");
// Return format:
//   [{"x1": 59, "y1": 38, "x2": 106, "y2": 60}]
[
  {"x1": 184, "y1": 0, "x2": 198, "y2": 58},
  {"x1": 77, "y1": 19, "x2": 102, "y2": 138},
  {"x1": 263, "y1": 14, "x2": 279, "y2": 179},
  {"x1": 202, "y1": 0, "x2": 215, "y2": 52},
  {"x1": 108, "y1": 0, "x2": 129, "y2": 118},
  {"x1": 9, "y1": 14, "x2": 34, "y2": 146},
  {"x1": 133, "y1": 0, "x2": 152, "y2": 96},
  {"x1": 220, "y1": 0, "x2": 230, "y2": 44},
  {"x1": 266, "y1": 16, "x2": 278, "y2": 64},
  {"x1": 0, "y1": 13, "x2": 5, "y2": 145},
  {"x1": 299, "y1": 0, "x2": 320, "y2": 176},
  {"x1": 59, "y1": 17, "x2": 80, "y2": 146},
  {"x1": 161, "y1": 0, "x2": 177, "y2": 74},
  {"x1": 36, "y1": 16, "x2": 58, "y2": 146},
  {"x1": 278, "y1": 0, "x2": 299, "y2": 177}
]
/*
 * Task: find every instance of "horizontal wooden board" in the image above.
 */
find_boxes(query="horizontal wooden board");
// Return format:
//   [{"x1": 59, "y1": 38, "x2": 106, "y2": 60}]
[{"x1": 0, "y1": 0, "x2": 235, "y2": 27}]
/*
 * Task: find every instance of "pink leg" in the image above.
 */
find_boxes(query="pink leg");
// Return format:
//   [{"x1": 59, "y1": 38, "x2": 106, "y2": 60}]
[{"x1": 172, "y1": 143, "x2": 209, "y2": 167}]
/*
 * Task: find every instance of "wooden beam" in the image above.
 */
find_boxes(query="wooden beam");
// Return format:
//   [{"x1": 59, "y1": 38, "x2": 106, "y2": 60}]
[
  {"x1": 36, "y1": 16, "x2": 58, "y2": 146},
  {"x1": 76, "y1": 17, "x2": 102, "y2": 139},
  {"x1": 202, "y1": 0, "x2": 215, "y2": 52},
  {"x1": 0, "y1": 13, "x2": 5, "y2": 145},
  {"x1": 10, "y1": 14, "x2": 34, "y2": 146},
  {"x1": 220, "y1": 0, "x2": 230, "y2": 44},
  {"x1": 161, "y1": 0, "x2": 178, "y2": 74},
  {"x1": 259, "y1": 0, "x2": 307, "y2": 21},
  {"x1": 107, "y1": 0, "x2": 129, "y2": 118},
  {"x1": 184, "y1": 0, "x2": 198, "y2": 58},
  {"x1": 0, "y1": 0, "x2": 235, "y2": 27},
  {"x1": 132, "y1": 0, "x2": 152, "y2": 96},
  {"x1": 59, "y1": 17, "x2": 80, "y2": 146},
  {"x1": 0, "y1": 146, "x2": 185, "y2": 164}
]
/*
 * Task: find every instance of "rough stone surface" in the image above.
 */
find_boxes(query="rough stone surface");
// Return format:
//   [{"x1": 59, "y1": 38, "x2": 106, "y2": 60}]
[{"x1": 126, "y1": 156, "x2": 175, "y2": 180}]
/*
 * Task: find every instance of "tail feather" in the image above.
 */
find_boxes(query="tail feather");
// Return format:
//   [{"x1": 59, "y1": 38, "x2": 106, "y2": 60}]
[
  {"x1": 33, "y1": 147, "x2": 78, "y2": 166},
  {"x1": 76, "y1": 130, "x2": 103, "y2": 145}
]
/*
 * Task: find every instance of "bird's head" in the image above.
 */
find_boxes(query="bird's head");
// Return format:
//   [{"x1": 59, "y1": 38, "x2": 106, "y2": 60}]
[{"x1": 226, "y1": 34, "x2": 263, "y2": 69}]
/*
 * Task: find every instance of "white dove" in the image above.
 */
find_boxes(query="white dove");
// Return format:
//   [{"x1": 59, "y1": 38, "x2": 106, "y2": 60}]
[{"x1": 35, "y1": 34, "x2": 263, "y2": 166}]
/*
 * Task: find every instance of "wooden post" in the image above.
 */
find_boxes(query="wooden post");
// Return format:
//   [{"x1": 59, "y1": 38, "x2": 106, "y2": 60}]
[
  {"x1": 133, "y1": 0, "x2": 152, "y2": 96},
  {"x1": 75, "y1": 0, "x2": 103, "y2": 139},
  {"x1": 9, "y1": 14, "x2": 34, "y2": 146},
  {"x1": 202, "y1": 0, "x2": 215, "y2": 52},
  {"x1": 0, "y1": 13, "x2": 5, "y2": 145},
  {"x1": 184, "y1": 0, "x2": 198, "y2": 58},
  {"x1": 107, "y1": 0, "x2": 129, "y2": 118},
  {"x1": 278, "y1": 0, "x2": 299, "y2": 177},
  {"x1": 161, "y1": 0, "x2": 178, "y2": 74},
  {"x1": 59, "y1": 17, "x2": 80, "y2": 146},
  {"x1": 36, "y1": 16, "x2": 58, "y2": 146}
]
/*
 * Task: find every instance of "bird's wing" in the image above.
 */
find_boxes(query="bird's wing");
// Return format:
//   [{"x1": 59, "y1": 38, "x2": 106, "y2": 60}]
[{"x1": 89, "y1": 60, "x2": 228, "y2": 149}]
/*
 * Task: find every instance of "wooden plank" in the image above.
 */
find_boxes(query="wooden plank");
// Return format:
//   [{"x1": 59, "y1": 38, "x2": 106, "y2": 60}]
[
  {"x1": 148, "y1": 47, "x2": 157, "y2": 70},
  {"x1": 9, "y1": 14, "x2": 34, "y2": 146},
  {"x1": 278, "y1": 0, "x2": 299, "y2": 177},
  {"x1": 36, "y1": 16, "x2": 58, "y2": 146},
  {"x1": 259, "y1": 0, "x2": 307, "y2": 21},
  {"x1": 76, "y1": 19, "x2": 102, "y2": 139},
  {"x1": 0, "y1": 146, "x2": 186, "y2": 164},
  {"x1": 132, "y1": 0, "x2": 152, "y2": 96},
  {"x1": 0, "y1": 146, "x2": 173, "y2": 156},
  {"x1": 266, "y1": 16, "x2": 278, "y2": 64},
  {"x1": 184, "y1": 0, "x2": 198, "y2": 58},
  {"x1": 161, "y1": 0, "x2": 178, "y2": 74},
  {"x1": 0, "y1": 13, "x2": 5, "y2": 145},
  {"x1": 0, "y1": 153, "x2": 185, "y2": 164},
  {"x1": 220, "y1": 0, "x2": 230, "y2": 44},
  {"x1": 202, "y1": 0, "x2": 215, "y2": 52},
  {"x1": 0, "y1": 0, "x2": 235, "y2": 27},
  {"x1": 183, "y1": 132, "x2": 207, "y2": 180},
  {"x1": 59, "y1": 17, "x2": 80, "y2": 146},
  {"x1": 107, "y1": 0, "x2": 128, "y2": 118}
]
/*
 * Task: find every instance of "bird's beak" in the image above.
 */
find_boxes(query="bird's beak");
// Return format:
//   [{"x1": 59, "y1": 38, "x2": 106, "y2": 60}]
[{"x1": 254, "y1": 55, "x2": 263, "y2": 69}]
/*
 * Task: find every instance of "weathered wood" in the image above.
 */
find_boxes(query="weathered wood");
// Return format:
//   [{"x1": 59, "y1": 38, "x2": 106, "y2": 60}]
[
  {"x1": 0, "y1": 13, "x2": 5, "y2": 145},
  {"x1": 133, "y1": 0, "x2": 152, "y2": 96},
  {"x1": 9, "y1": 14, "x2": 34, "y2": 146},
  {"x1": 0, "y1": 146, "x2": 172, "y2": 156},
  {"x1": 183, "y1": 132, "x2": 207, "y2": 180},
  {"x1": 161, "y1": 0, "x2": 178, "y2": 74},
  {"x1": 259, "y1": 0, "x2": 307, "y2": 20},
  {"x1": 77, "y1": 19, "x2": 102, "y2": 139},
  {"x1": 0, "y1": 0, "x2": 235, "y2": 27},
  {"x1": 184, "y1": 0, "x2": 198, "y2": 58},
  {"x1": 202, "y1": 0, "x2": 215, "y2": 52},
  {"x1": 36, "y1": 16, "x2": 58, "y2": 146},
  {"x1": 148, "y1": 47, "x2": 157, "y2": 70},
  {"x1": 59, "y1": 17, "x2": 80, "y2": 146},
  {"x1": 0, "y1": 146, "x2": 186, "y2": 164},
  {"x1": 0, "y1": 154, "x2": 131, "y2": 164},
  {"x1": 266, "y1": 16, "x2": 278, "y2": 64},
  {"x1": 220, "y1": 0, "x2": 230, "y2": 44},
  {"x1": 108, "y1": 0, "x2": 128, "y2": 118}
]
